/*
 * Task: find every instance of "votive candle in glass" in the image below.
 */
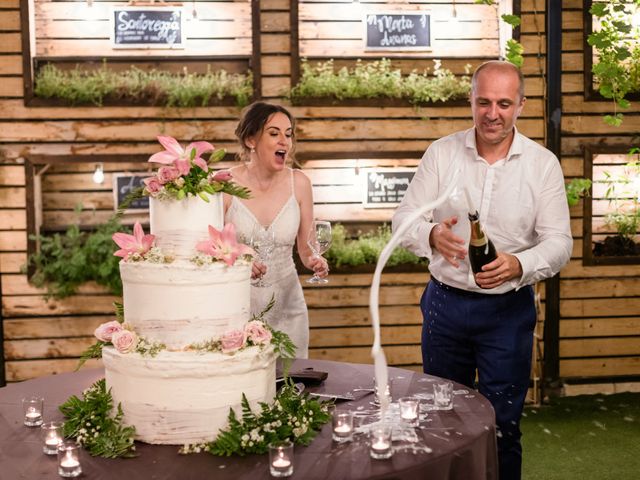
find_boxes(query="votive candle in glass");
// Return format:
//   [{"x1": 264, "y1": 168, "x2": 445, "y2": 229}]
[
  {"x1": 269, "y1": 440, "x2": 294, "y2": 477},
  {"x1": 57, "y1": 442, "x2": 82, "y2": 478},
  {"x1": 433, "y1": 381, "x2": 454, "y2": 410},
  {"x1": 369, "y1": 424, "x2": 393, "y2": 460},
  {"x1": 398, "y1": 397, "x2": 420, "y2": 427},
  {"x1": 41, "y1": 421, "x2": 64, "y2": 455},
  {"x1": 22, "y1": 396, "x2": 44, "y2": 427},
  {"x1": 332, "y1": 411, "x2": 354, "y2": 443}
]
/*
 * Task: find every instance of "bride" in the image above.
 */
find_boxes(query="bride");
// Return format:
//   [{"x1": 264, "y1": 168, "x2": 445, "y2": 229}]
[{"x1": 223, "y1": 102, "x2": 328, "y2": 358}]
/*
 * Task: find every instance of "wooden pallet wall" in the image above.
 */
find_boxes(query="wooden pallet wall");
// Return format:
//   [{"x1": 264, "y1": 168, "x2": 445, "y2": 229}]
[
  {"x1": 0, "y1": 0, "x2": 555, "y2": 384},
  {"x1": 558, "y1": 0, "x2": 640, "y2": 382}
]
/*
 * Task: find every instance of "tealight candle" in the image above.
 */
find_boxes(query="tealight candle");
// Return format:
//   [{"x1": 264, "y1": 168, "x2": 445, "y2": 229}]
[
  {"x1": 22, "y1": 396, "x2": 44, "y2": 427},
  {"x1": 57, "y1": 442, "x2": 82, "y2": 478},
  {"x1": 332, "y1": 411, "x2": 354, "y2": 443},
  {"x1": 269, "y1": 441, "x2": 294, "y2": 477},
  {"x1": 433, "y1": 381, "x2": 454, "y2": 411},
  {"x1": 399, "y1": 397, "x2": 420, "y2": 427},
  {"x1": 369, "y1": 424, "x2": 393, "y2": 460},
  {"x1": 41, "y1": 421, "x2": 64, "y2": 455}
]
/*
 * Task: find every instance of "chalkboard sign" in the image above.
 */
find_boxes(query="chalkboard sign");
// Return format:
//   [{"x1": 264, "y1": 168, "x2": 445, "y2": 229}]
[
  {"x1": 113, "y1": 174, "x2": 150, "y2": 212},
  {"x1": 363, "y1": 168, "x2": 415, "y2": 208},
  {"x1": 364, "y1": 12, "x2": 431, "y2": 51},
  {"x1": 111, "y1": 7, "x2": 185, "y2": 49}
]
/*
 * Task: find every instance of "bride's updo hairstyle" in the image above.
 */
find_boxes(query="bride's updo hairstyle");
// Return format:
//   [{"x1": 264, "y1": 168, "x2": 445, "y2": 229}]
[{"x1": 235, "y1": 102, "x2": 296, "y2": 163}]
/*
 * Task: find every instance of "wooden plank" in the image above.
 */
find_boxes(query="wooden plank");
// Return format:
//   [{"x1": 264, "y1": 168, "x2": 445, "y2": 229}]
[
  {"x1": 560, "y1": 357, "x2": 640, "y2": 378},
  {"x1": 310, "y1": 325, "x2": 421, "y2": 347},
  {"x1": 560, "y1": 278, "x2": 640, "y2": 299},
  {"x1": 560, "y1": 337, "x2": 640, "y2": 358},
  {"x1": 0, "y1": 0, "x2": 19, "y2": 8},
  {"x1": 303, "y1": 284, "x2": 424, "y2": 308},
  {"x1": 299, "y1": 3, "x2": 495, "y2": 22},
  {"x1": 0, "y1": 33, "x2": 20, "y2": 53},
  {"x1": 1, "y1": 120, "x2": 238, "y2": 143},
  {"x1": 300, "y1": 18, "x2": 498, "y2": 41},
  {"x1": 0, "y1": 210, "x2": 26, "y2": 230},
  {"x1": 562, "y1": 52, "x2": 583, "y2": 72},
  {"x1": 309, "y1": 344, "x2": 422, "y2": 366},
  {"x1": 0, "y1": 230, "x2": 26, "y2": 251},
  {"x1": 0, "y1": 252, "x2": 26, "y2": 273},
  {"x1": 0, "y1": 11, "x2": 20, "y2": 30},
  {"x1": 561, "y1": 73, "x2": 584, "y2": 94},
  {"x1": 261, "y1": 11, "x2": 289, "y2": 32},
  {"x1": 0, "y1": 77, "x2": 23, "y2": 97},
  {"x1": 5, "y1": 337, "x2": 96, "y2": 360},
  {"x1": 4, "y1": 315, "x2": 116, "y2": 339},
  {"x1": 42, "y1": 210, "x2": 147, "y2": 229},
  {"x1": 36, "y1": 38, "x2": 252, "y2": 57},
  {"x1": 262, "y1": 76, "x2": 290, "y2": 98},
  {"x1": 0, "y1": 55, "x2": 22, "y2": 75},
  {"x1": 2, "y1": 294, "x2": 120, "y2": 317},
  {"x1": 35, "y1": 2, "x2": 251, "y2": 21},
  {"x1": 560, "y1": 317, "x2": 640, "y2": 338},
  {"x1": 309, "y1": 305, "x2": 423, "y2": 328},
  {"x1": 0, "y1": 187, "x2": 28, "y2": 208},
  {"x1": 35, "y1": 18, "x2": 250, "y2": 39},
  {"x1": 43, "y1": 191, "x2": 115, "y2": 210},
  {"x1": 0, "y1": 165, "x2": 25, "y2": 186},
  {"x1": 561, "y1": 298, "x2": 640, "y2": 318},
  {"x1": 1, "y1": 275, "x2": 114, "y2": 296},
  {"x1": 5, "y1": 358, "x2": 103, "y2": 382},
  {"x1": 261, "y1": 33, "x2": 290, "y2": 53},
  {"x1": 562, "y1": 260, "x2": 640, "y2": 278},
  {"x1": 300, "y1": 39, "x2": 499, "y2": 58},
  {"x1": 261, "y1": 56, "x2": 291, "y2": 76},
  {"x1": 302, "y1": 272, "x2": 428, "y2": 288}
]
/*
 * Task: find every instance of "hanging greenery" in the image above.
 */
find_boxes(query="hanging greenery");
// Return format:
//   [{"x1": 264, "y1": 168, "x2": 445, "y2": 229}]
[
  {"x1": 289, "y1": 58, "x2": 471, "y2": 105},
  {"x1": 34, "y1": 63, "x2": 253, "y2": 108},
  {"x1": 588, "y1": 0, "x2": 640, "y2": 126}
]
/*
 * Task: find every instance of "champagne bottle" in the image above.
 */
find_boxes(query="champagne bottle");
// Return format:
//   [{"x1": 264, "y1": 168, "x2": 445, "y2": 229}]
[
  {"x1": 468, "y1": 210, "x2": 497, "y2": 276},
  {"x1": 463, "y1": 187, "x2": 496, "y2": 281}
]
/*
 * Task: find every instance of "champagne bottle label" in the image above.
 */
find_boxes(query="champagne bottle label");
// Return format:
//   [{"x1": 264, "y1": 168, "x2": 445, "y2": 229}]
[{"x1": 468, "y1": 213, "x2": 497, "y2": 276}]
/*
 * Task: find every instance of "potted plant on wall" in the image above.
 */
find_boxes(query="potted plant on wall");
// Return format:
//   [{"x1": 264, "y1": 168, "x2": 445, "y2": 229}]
[{"x1": 593, "y1": 150, "x2": 640, "y2": 257}]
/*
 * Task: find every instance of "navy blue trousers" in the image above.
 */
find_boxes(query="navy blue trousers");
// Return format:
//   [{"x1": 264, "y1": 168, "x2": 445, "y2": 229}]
[{"x1": 421, "y1": 279, "x2": 536, "y2": 480}]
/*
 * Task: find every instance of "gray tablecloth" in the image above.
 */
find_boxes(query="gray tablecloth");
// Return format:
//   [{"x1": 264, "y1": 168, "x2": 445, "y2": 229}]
[{"x1": 0, "y1": 359, "x2": 497, "y2": 480}]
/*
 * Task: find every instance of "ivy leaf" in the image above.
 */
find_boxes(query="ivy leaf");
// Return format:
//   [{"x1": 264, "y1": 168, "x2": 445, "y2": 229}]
[
  {"x1": 501, "y1": 14, "x2": 521, "y2": 27},
  {"x1": 589, "y1": 2, "x2": 607, "y2": 17},
  {"x1": 604, "y1": 114, "x2": 623, "y2": 127}
]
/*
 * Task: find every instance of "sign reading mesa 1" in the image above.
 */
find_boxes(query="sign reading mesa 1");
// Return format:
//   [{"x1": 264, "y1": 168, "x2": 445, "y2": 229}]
[{"x1": 364, "y1": 12, "x2": 431, "y2": 51}]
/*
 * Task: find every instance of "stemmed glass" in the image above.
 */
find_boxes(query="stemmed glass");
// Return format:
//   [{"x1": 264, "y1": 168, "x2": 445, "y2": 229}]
[
  {"x1": 306, "y1": 220, "x2": 332, "y2": 284},
  {"x1": 250, "y1": 225, "x2": 275, "y2": 287}
]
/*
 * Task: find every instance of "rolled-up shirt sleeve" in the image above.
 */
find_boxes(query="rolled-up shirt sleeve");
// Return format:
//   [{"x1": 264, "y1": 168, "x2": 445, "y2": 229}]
[
  {"x1": 513, "y1": 158, "x2": 572, "y2": 287},
  {"x1": 392, "y1": 148, "x2": 439, "y2": 259}
]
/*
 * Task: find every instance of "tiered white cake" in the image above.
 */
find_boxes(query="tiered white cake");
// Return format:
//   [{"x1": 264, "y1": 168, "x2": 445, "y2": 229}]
[{"x1": 102, "y1": 194, "x2": 277, "y2": 445}]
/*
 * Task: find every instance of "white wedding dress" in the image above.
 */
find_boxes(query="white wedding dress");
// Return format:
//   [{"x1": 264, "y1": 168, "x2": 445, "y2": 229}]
[{"x1": 225, "y1": 169, "x2": 309, "y2": 358}]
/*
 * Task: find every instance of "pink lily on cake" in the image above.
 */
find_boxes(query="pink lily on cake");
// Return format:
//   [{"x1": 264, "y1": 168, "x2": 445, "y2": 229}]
[
  {"x1": 149, "y1": 135, "x2": 213, "y2": 172},
  {"x1": 112, "y1": 222, "x2": 155, "y2": 260},
  {"x1": 196, "y1": 223, "x2": 254, "y2": 266}
]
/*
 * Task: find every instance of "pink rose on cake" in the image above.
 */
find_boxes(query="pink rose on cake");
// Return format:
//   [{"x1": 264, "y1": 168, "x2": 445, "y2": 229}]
[
  {"x1": 196, "y1": 223, "x2": 254, "y2": 266},
  {"x1": 111, "y1": 329, "x2": 139, "y2": 354},
  {"x1": 220, "y1": 329, "x2": 247, "y2": 353},
  {"x1": 245, "y1": 321, "x2": 272, "y2": 345},
  {"x1": 94, "y1": 321, "x2": 123, "y2": 342}
]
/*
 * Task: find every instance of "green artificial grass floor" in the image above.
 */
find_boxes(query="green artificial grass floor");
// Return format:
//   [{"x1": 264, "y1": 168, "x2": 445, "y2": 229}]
[{"x1": 521, "y1": 392, "x2": 640, "y2": 480}]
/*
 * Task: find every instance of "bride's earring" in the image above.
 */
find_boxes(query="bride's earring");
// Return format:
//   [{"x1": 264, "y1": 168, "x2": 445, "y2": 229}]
[{"x1": 250, "y1": 146, "x2": 255, "y2": 154}]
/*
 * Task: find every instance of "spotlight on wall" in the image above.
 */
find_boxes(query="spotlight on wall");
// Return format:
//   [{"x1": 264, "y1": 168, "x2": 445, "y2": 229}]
[{"x1": 92, "y1": 163, "x2": 104, "y2": 184}]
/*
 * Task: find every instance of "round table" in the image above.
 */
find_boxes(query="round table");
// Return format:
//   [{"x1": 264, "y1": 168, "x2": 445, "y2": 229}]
[{"x1": 0, "y1": 359, "x2": 497, "y2": 480}]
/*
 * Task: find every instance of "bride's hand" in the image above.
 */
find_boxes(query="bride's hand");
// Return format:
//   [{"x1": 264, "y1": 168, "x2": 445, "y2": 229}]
[
  {"x1": 307, "y1": 255, "x2": 329, "y2": 278},
  {"x1": 251, "y1": 261, "x2": 267, "y2": 280}
]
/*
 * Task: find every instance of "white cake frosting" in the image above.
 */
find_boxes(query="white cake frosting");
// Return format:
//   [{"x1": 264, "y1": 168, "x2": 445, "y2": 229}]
[
  {"x1": 103, "y1": 346, "x2": 277, "y2": 445},
  {"x1": 105, "y1": 193, "x2": 277, "y2": 445},
  {"x1": 149, "y1": 195, "x2": 224, "y2": 258},
  {"x1": 120, "y1": 260, "x2": 250, "y2": 350}
]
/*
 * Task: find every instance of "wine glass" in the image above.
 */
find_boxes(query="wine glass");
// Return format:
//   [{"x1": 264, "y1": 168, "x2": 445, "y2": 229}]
[
  {"x1": 250, "y1": 225, "x2": 275, "y2": 287},
  {"x1": 306, "y1": 220, "x2": 332, "y2": 284}
]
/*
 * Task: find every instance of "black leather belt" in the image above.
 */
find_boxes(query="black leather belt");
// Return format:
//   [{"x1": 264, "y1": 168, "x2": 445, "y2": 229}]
[{"x1": 430, "y1": 277, "x2": 510, "y2": 298}]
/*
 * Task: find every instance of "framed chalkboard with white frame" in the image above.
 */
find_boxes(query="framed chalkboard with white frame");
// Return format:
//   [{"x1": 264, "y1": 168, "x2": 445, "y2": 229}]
[
  {"x1": 110, "y1": 6, "x2": 186, "y2": 49},
  {"x1": 362, "y1": 168, "x2": 415, "y2": 208},
  {"x1": 363, "y1": 12, "x2": 431, "y2": 51}
]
